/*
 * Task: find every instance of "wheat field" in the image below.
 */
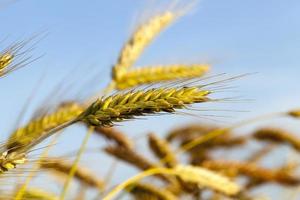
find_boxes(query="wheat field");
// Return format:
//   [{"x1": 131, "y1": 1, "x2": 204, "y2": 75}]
[{"x1": 0, "y1": 0, "x2": 299, "y2": 200}]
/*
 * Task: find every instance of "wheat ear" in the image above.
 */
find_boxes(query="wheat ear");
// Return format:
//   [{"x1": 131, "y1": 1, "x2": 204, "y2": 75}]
[
  {"x1": 79, "y1": 87, "x2": 211, "y2": 127},
  {"x1": 115, "y1": 64, "x2": 210, "y2": 90},
  {"x1": 127, "y1": 182, "x2": 177, "y2": 200},
  {"x1": 173, "y1": 165, "x2": 241, "y2": 196},
  {"x1": 148, "y1": 133, "x2": 177, "y2": 168},
  {"x1": 287, "y1": 109, "x2": 300, "y2": 118},
  {"x1": 93, "y1": 127, "x2": 133, "y2": 149},
  {"x1": 104, "y1": 146, "x2": 156, "y2": 171},
  {"x1": 40, "y1": 157, "x2": 104, "y2": 190},
  {"x1": 0, "y1": 151, "x2": 26, "y2": 173},
  {"x1": 6, "y1": 102, "x2": 84, "y2": 152},
  {"x1": 253, "y1": 128, "x2": 300, "y2": 151},
  {"x1": 112, "y1": 11, "x2": 177, "y2": 80},
  {"x1": 103, "y1": 165, "x2": 241, "y2": 200},
  {"x1": 202, "y1": 160, "x2": 300, "y2": 186}
]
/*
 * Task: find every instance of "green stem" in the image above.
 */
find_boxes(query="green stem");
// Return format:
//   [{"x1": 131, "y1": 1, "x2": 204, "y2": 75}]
[{"x1": 59, "y1": 126, "x2": 94, "y2": 200}]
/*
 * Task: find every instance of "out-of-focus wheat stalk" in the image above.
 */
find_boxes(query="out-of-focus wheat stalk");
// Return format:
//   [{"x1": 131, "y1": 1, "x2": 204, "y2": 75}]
[
  {"x1": 253, "y1": 128, "x2": 300, "y2": 152},
  {"x1": 202, "y1": 160, "x2": 300, "y2": 186},
  {"x1": 40, "y1": 157, "x2": 104, "y2": 190}
]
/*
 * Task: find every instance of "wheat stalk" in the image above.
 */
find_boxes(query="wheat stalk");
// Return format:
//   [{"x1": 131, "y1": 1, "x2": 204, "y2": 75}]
[
  {"x1": 17, "y1": 188, "x2": 58, "y2": 200},
  {"x1": 253, "y1": 128, "x2": 300, "y2": 151},
  {"x1": 115, "y1": 64, "x2": 210, "y2": 90},
  {"x1": 112, "y1": 11, "x2": 177, "y2": 80}
]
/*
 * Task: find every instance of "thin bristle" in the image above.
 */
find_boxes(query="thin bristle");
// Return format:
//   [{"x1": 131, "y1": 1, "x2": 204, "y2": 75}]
[
  {"x1": 0, "y1": 36, "x2": 41, "y2": 78},
  {"x1": 115, "y1": 64, "x2": 210, "y2": 90}
]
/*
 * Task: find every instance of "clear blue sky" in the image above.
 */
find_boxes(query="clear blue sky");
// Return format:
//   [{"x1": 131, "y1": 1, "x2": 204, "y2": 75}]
[{"x1": 0, "y1": 0, "x2": 299, "y2": 198}]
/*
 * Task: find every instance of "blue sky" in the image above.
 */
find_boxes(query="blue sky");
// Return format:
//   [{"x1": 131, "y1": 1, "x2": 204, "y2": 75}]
[{"x1": 0, "y1": 0, "x2": 300, "y2": 198}]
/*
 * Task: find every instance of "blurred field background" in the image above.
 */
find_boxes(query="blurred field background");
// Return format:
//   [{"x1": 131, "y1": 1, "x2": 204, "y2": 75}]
[{"x1": 0, "y1": 0, "x2": 300, "y2": 199}]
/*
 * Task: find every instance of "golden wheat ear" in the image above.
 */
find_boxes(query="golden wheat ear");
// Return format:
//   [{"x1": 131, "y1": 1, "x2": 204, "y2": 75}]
[
  {"x1": 79, "y1": 86, "x2": 212, "y2": 127},
  {"x1": 127, "y1": 182, "x2": 177, "y2": 200},
  {"x1": 112, "y1": 0, "x2": 196, "y2": 82},
  {"x1": 253, "y1": 127, "x2": 300, "y2": 152},
  {"x1": 0, "y1": 34, "x2": 44, "y2": 78},
  {"x1": 112, "y1": 11, "x2": 177, "y2": 81},
  {"x1": 6, "y1": 102, "x2": 84, "y2": 153},
  {"x1": 39, "y1": 157, "x2": 104, "y2": 191},
  {"x1": 114, "y1": 64, "x2": 210, "y2": 90},
  {"x1": 148, "y1": 133, "x2": 177, "y2": 168}
]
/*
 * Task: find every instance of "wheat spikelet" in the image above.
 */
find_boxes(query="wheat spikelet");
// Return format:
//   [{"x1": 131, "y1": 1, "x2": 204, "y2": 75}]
[
  {"x1": 80, "y1": 86, "x2": 211, "y2": 127},
  {"x1": 148, "y1": 133, "x2": 177, "y2": 168},
  {"x1": 104, "y1": 146, "x2": 157, "y2": 171},
  {"x1": 0, "y1": 151, "x2": 26, "y2": 173},
  {"x1": 6, "y1": 102, "x2": 84, "y2": 152},
  {"x1": 202, "y1": 160, "x2": 300, "y2": 186},
  {"x1": 174, "y1": 165, "x2": 241, "y2": 196},
  {"x1": 127, "y1": 182, "x2": 177, "y2": 200},
  {"x1": 115, "y1": 64, "x2": 210, "y2": 90},
  {"x1": 0, "y1": 52, "x2": 13, "y2": 71},
  {"x1": 253, "y1": 128, "x2": 300, "y2": 151},
  {"x1": 166, "y1": 124, "x2": 217, "y2": 142},
  {"x1": 112, "y1": 11, "x2": 176, "y2": 80},
  {"x1": 94, "y1": 127, "x2": 133, "y2": 149},
  {"x1": 40, "y1": 158, "x2": 104, "y2": 190},
  {"x1": 287, "y1": 109, "x2": 300, "y2": 118}
]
